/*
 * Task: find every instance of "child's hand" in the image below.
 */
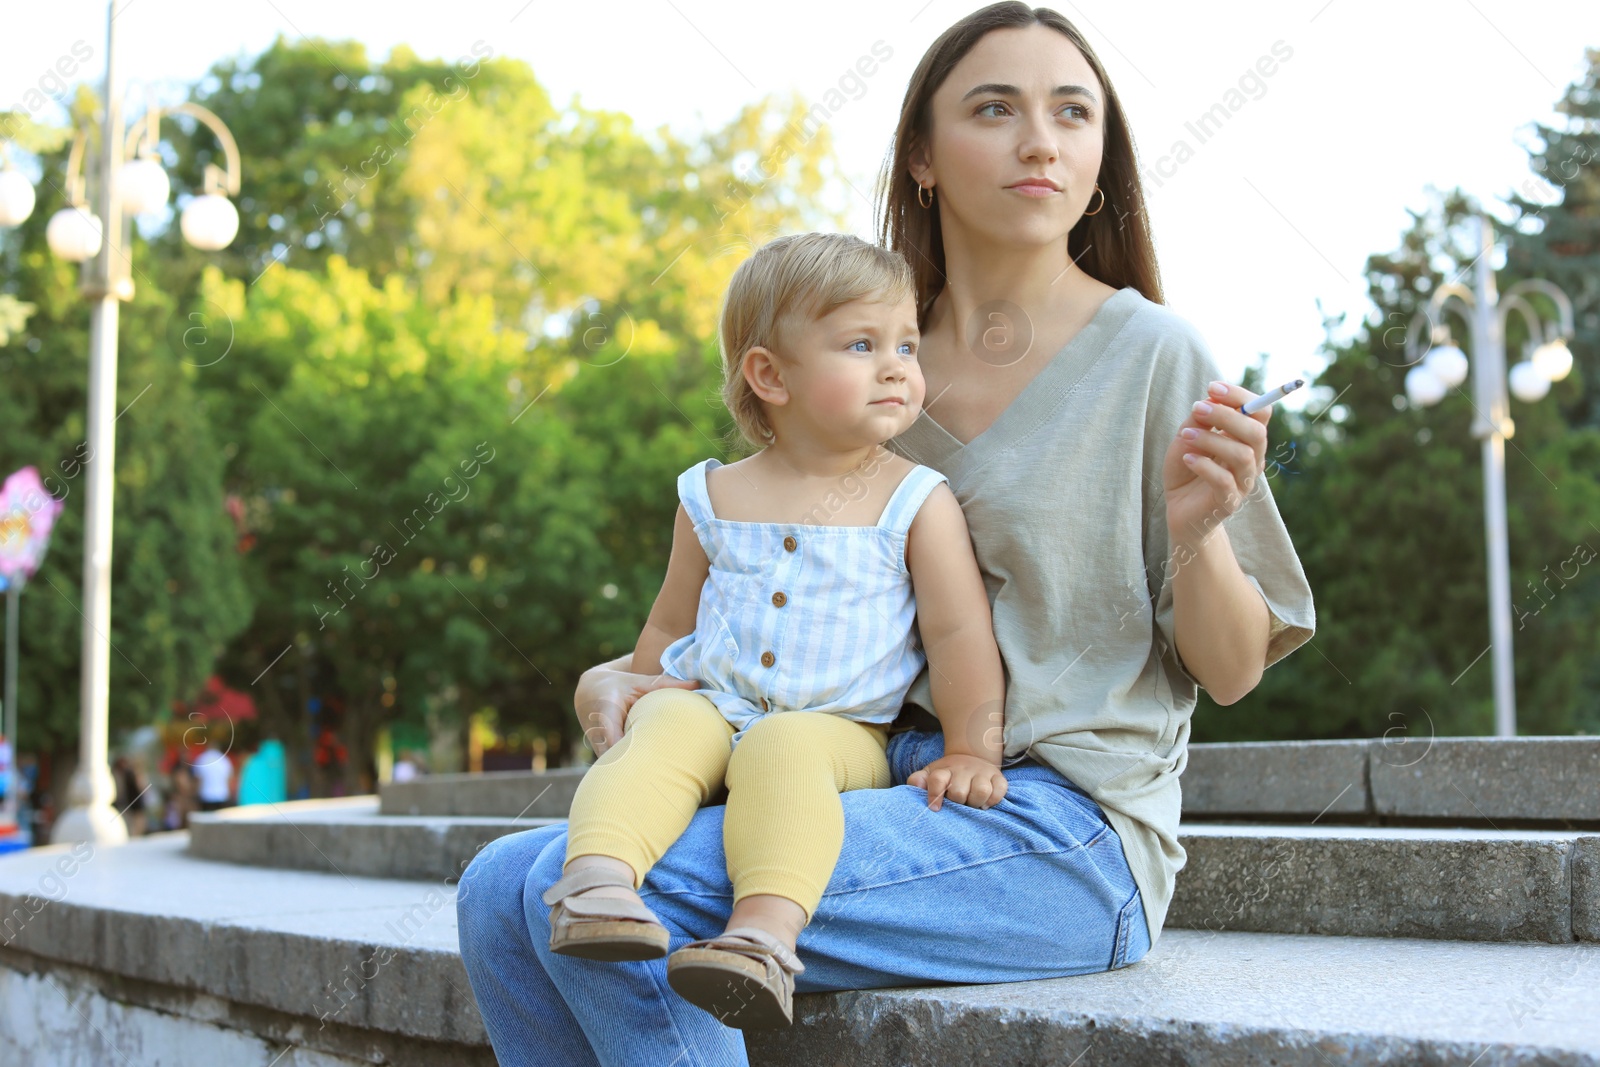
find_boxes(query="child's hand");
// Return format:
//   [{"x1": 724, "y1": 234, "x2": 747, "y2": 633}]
[{"x1": 907, "y1": 754, "x2": 1008, "y2": 811}]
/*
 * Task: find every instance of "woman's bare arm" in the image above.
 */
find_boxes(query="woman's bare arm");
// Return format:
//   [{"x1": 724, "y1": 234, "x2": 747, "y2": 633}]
[{"x1": 1167, "y1": 523, "x2": 1269, "y2": 704}]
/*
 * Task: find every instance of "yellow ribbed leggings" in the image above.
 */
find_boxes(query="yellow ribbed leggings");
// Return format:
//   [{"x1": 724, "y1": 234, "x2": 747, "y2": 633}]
[{"x1": 563, "y1": 687, "x2": 891, "y2": 924}]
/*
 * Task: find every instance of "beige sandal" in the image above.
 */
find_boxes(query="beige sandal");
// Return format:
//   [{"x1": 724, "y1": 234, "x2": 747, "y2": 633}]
[
  {"x1": 666, "y1": 926, "x2": 806, "y2": 1029},
  {"x1": 541, "y1": 865, "x2": 671, "y2": 961}
]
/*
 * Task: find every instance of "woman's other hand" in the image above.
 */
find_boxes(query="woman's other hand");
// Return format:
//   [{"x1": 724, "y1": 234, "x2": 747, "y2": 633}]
[
  {"x1": 574, "y1": 666, "x2": 703, "y2": 759},
  {"x1": 1162, "y1": 379, "x2": 1271, "y2": 543},
  {"x1": 907, "y1": 754, "x2": 1009, "y2": 811}
]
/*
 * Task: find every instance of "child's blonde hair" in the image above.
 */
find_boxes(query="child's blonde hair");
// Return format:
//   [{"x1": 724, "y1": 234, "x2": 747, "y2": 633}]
[{"x1": 718, "y1": 233, "x2": 915, "y2": 454}]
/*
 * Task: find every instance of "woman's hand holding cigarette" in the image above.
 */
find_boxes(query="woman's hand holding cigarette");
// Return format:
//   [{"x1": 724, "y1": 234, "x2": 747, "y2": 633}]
[{"x1": 1162, "y1": 379, "x2": 1272, "y2": 540}]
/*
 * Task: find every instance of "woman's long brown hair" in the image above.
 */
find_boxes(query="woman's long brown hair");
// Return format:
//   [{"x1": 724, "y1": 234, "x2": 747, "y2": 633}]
[{"x1": 876, "y1": 2, "x2": 1164, "y2": 327}]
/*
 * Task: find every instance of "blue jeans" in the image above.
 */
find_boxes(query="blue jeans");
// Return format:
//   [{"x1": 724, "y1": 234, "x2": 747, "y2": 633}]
[{"x1": 456, "y1": 729, "x2": 1151, "y2": 1067}]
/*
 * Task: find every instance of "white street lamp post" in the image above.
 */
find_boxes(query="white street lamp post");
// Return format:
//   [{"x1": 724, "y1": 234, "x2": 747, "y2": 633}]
[
  {"x1": 0, "y1": 1, "x2": 242, "y2": 843},
  {"x1": 49, "y1": 4, "x2": 132, "y2": 846},
  {"x1": 1400, "y1": 214, "x2": 1575, "y2": 738}
]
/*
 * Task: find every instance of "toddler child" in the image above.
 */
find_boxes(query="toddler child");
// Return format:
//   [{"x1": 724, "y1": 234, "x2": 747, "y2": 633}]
[{"x1": 542, "y1": 232, "x2": 1008, "y2": 1030}]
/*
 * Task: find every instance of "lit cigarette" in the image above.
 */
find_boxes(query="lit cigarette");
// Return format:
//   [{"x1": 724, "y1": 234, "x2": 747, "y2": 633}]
[{"x1": 1240, "y1": 377, "x2": 1306, "y2": 415}]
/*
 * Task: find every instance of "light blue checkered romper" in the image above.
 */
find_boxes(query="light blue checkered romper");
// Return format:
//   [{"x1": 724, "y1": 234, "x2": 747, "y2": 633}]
[{"x1": 659, "y1": 456, "x2": 951, "y2": 751}]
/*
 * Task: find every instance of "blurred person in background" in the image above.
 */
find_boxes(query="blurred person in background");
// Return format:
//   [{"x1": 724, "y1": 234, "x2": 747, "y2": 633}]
[
  {"x1": 163, "y1": 762, "x2": 196, "y2": 830},
  {"x1": 392, "y1": 749, "x2": 423, "y2": 783},
  {"x1": 112, "y1": 755, "x2": 149, "y2": 836},
  {"x1": 191, "y1": 737, "x2": 235, "y2": 814},
  {"x1": 238, "y1": 737, "x2": 288, "y2": 806},
  {"x1": 313, "y1": 723, "x2": 348, "y2": 798},
  {"x1": 0, "y1": 732, "x2": 13, "y2": 805}
]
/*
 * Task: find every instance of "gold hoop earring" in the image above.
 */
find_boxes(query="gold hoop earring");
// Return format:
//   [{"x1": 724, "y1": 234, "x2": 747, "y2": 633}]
[
  {"x1": 1082, "y1": 183, "x2": 1105, "y2": 216},
  {"x1": 917, "y1": 183, "x2": 934, "y2": 209}
]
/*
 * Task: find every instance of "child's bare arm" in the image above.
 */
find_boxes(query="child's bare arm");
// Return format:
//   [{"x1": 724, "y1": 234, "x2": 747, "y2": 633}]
[
  {"x1": 905, "y1": 484, "x2": 1005, "y2": 766},
  {"x1": 631, "y1": 503, "x2": 711, "y2": 677}
]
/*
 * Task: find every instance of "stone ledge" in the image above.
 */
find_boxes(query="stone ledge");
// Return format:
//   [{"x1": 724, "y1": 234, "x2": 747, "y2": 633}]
[
  {"x1": 0, "y1": 945, "x2": 495, "y2": 1067},
  {"x1": 378, "y1": 767, "x2": 585, "y2": 818},
  {"x1": 1182, "y1": 737, "x2": 1600, "y2": 824},
  {"x1": 1368, "y1": 737, "x2": 1600, "y2": 823},
  {"x1": 1171, "y1": 823, "x2": 1589, "y2": 942},
  {"x1": 378, "y1": 738, "x2": 1600, "y2": 826},
  {"x1": 2, "y1": 836, "x2": 1598, "y2": 1065},
  {"x1": 749, "y1": 930, "x2": 1600, "y2": 1065},
  {"x1": 1577, "y1": 837, "x2": 1600, "y2": 941},
  {"x1": 1182, "y1": 738, "x2": 1371, "y2": 819},
  {"x1": 188, "y1": 795, "x2": 561, "y2": 881},
  {"x1": 190, "y1": 801, "x2": 1600, "y2": 944},
  {"x1": 0, "y1": 835, "x2": 479, "y2": 1045}
]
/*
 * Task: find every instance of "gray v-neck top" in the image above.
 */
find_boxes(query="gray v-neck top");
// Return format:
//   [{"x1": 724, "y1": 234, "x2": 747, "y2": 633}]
[{"x1": 884, "y1": 285, "x2": 1316, "y2": 945}]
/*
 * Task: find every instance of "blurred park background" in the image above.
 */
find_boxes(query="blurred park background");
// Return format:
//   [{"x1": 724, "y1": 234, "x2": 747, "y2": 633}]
[{"x1": 2, "y1": 2, "x2": 1599, "y2": 842}]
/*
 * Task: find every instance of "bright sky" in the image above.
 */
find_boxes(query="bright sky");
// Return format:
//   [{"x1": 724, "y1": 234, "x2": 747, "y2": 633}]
[{"x1": 5, "y1": 0, "x2": 1597, "y2": 413}]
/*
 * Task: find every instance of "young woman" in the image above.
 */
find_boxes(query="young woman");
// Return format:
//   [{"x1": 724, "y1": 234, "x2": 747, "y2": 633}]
[{"x1": 457, "y1": 4, "x2": 1315, "y2": 1063}]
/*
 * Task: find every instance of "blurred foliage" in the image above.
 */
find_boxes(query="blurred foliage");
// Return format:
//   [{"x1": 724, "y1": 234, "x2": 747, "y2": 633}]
[
  {"x1": 0, "y1": 294, "x2": 34, "y2": 343},
  {"x1": 0, "y1": 138, "x2": 251, "y2": 749},
  {"x1": 1504, "y1": 45, "x2": 1600, "y2": 431},
  {"x1": 1, "y1": 36, "x2": 840, "y2": 789},
  {"x1": 1196, "y1": 174, "x2": 1600, "y2": 739}
]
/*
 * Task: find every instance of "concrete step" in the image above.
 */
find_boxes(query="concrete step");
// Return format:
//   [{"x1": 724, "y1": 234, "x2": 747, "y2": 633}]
[
  {"x1": 188, "y1": 798, "x2": 1600, "y2": 944},
  {"x1": 1182, "y1": 736, "x2": 1600, "y2": 825},
  {"x1": 1172, "y1": 822, "x2": 1598, "y2": 942},
  {"x1": 186, "y1": 794, "x2": 563, "y2": 882},
  {"x1": 374, "y1": 737, "x2": 1600, "y2": 827},
  {"x1": 378, "y1": 766, "x2": 584, "y2": 818},
  {"x1": 2, "y1": 835, "x2": 1597, "y2": 1065}
]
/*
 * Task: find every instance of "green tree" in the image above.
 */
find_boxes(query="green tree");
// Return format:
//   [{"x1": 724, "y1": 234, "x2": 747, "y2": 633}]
[
  {"x1": 4, "y1": 35, "x2": 888, "y2": 792},
  {"x1": 1502, "y1": 46, "x2": 1600, "y2": 431},
  {"x1": 0, "y1": 102, "x2": 251, "y2": 763},
  {"x1": 1196, "y1": 186, "x2": 1600, "y2": 742},
  {"x1": 168, "y1": 44, "x2": 844, "y2": 784}
]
